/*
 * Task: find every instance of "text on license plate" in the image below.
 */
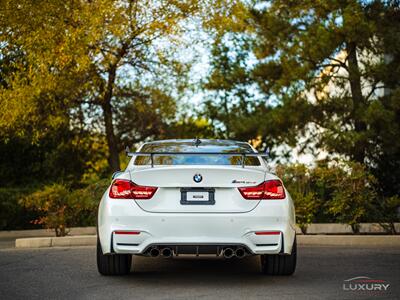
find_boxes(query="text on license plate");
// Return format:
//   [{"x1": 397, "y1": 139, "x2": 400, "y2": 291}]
[{"x1": 186, "y1": 191, "x2": 209, "y2": 201}]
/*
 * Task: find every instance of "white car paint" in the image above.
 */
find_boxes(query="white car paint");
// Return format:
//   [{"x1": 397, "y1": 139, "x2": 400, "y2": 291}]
[{"x1": 98, "y1": 140, "x2": 296, "y2": 257}]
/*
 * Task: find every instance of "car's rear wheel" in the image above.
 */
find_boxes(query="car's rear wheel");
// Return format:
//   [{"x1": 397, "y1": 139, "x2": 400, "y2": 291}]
[
  {"x1": 97, "y1": 237, "x2": 132, "y2": 275},
  {"x1": 260, "y1": 237, "x2": 296, "y2": 275}
]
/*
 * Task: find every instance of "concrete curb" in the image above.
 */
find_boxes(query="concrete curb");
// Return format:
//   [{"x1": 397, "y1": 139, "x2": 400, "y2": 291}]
[
  {"x1": 15, "y1": 237, "x2": 52, "y2": 248},
  {"x1": 298, "y1": 235, "x2": 400, "y2": 247},
  {"x1": 0, "y1": 227, "x2": 96, "y2": 239},
  {"x1": 15, "y1": 235, "x2": 400, "y2": 249},
  {"x1": 295, "y1": 223, "x2": 400, "y2": 234},
  {"x1": 15, "y1": 235, "x2": 97, "y2": 248}
]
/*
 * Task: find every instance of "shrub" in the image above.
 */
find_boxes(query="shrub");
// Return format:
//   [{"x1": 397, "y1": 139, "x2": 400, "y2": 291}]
[
  {"x1": 21, "y1": 184, "x2": 71, "y2": 236},
  {"x1": 20, "y1": 180, "x2": 109, "y2": 236},
  {"x1": 322, "y1": 161, "x2": 377, "y2": 233},
  {"x1": 0, "y1": 187, "x2": 40, "y2": 230},
  {"x1": 276, "y1": 161, "x2": 380, "y2": 233},
  {"x1": 291, "y1": 191, "x2": 319, "y2": 234},
  {"x1": 68, "y1": 179, "x2": 109, "y2": 227},
  {"x1": 276, "y1": 164, "x2": 320, "y2": 233},
  {"x1": 373, "y1": 196, "x2": 400, "y2": 234}
]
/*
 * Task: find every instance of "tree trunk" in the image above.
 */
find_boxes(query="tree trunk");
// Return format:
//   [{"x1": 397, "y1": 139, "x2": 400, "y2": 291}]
[
  {"x1": 102, "y1": 100, "x2": 120, "y2": 171},
  {"x1": 222, "y1": 95, "x2": 231, "y2": 139},
  {"x1": 346, "y1": 42, "x2": 367, "y2": 163},
  {"x1": 102, "y1": 66, "x2": 120, "y2": 171}
]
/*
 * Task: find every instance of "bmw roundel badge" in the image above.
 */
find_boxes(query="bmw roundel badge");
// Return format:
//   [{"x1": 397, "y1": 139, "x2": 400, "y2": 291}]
[{"x1": 193, "y1": 173, "x2": 202, "y2": 183}]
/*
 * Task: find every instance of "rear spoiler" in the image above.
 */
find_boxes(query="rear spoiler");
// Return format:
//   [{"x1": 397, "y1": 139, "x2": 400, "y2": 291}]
[{"x1": 125, "y1": 147, "x2": 268, "y2": 168}]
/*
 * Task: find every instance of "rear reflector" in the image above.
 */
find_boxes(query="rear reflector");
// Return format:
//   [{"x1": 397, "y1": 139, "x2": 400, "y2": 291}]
[
  {"x1": 238, "y1": 180, "x2": 285, "y2": 200},
  {"x1": 109, "y1": 179, "x2": 157, "y2": 199},
  {"x1": 255, "y1": 231, "x2": 281, "y2": 235},
  {"x1": 114, "y1": 231, "x2": 140, "y2": 235}
]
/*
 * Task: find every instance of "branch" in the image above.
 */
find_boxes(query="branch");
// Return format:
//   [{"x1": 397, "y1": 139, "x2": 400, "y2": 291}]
[
  {"x1": 318, "y1": 63, "x2": 345, "y2": 72},
  {"x1": 365, "y1": 83, "x2": 385, "y2": 101},
  {"x1": 328, "y1": 56, "x2": 349, "y2": 70}
]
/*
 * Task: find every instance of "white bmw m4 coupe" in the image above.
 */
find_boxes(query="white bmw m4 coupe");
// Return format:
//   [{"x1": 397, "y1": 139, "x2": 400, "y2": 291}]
[{"x1": 97, "y1": 139, "x2": 297, "y2": 275}]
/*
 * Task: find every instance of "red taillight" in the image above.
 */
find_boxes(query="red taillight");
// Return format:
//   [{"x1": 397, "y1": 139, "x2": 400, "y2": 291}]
[
  {"x1": 238, "y1": 182, "x2": 265, "y2": 199},
  {"x1": 114, "y1": 231, "x2": 140, "y2": 235},
  {"x1": 238, "y1": 180, "x2": 285, "y2": 200},
  {"x1": 109, "y1": 179, "x2": 157, "y2": 199},
  {"x1": 263, "y1": 180, "x2": 286, "y2": 199},
  {"x1": 109, "y1": 179, "x2": 132, "y2": 198},
  {"x1": 255, "y1": 231, "x2": 281, "y2": 235}
]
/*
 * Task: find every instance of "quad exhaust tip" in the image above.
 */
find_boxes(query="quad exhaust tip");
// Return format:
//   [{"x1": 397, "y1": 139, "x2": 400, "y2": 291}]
[
  {"x1": 149, "y1": 247, "x2": 160, "y2": 257},
  {"x1": 223, "y1": 247, "x2": 235, "y2": 259},
  {"x1": 235, "y1": 247, "x2": 246, "y2": 258},
  {"x1": 161, "y1": 247, "x2": 173, "y2": 258}
]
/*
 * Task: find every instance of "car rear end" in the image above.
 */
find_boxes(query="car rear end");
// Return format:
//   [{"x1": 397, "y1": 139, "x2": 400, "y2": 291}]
[{"x1": 97, "y1": 140, "x2": 297, "y2": 275}]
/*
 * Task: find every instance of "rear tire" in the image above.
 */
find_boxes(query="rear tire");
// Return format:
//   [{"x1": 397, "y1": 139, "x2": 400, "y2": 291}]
[
  {"x1": 97, "y1": 237, "x2": 132, "y2": 275},
  {"x1": 260, "y1": 237, "x2": 296, "y2": 275}
]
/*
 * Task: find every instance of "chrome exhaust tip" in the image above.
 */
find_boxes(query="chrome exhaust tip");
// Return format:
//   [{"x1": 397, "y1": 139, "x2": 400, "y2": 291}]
[
  {"x1": 149, "y1": 247, "x2": 160, "y2": 257},
  {"x1": 161, "y1": 247, "x2": 173, "y2": 258},
  {"x1": 235, "y1": 247, "x2": 246, "y2": 258},
  {"x1": 223, "y1": 247, "x2": 235, "y2": 259}
]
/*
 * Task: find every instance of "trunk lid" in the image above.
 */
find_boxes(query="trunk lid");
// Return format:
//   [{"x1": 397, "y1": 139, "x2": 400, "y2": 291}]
[{"x1": 129, "y1": 166, "x2": 266, "y2": 213}]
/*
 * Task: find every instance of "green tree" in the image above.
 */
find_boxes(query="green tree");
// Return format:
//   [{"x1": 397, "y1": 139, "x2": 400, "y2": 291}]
[
  {"x1": 166, "y1": 117, "x2": 216, "y2": 139},
  {"x1": 0, "y1": 0, "x2": 203, "y2": 172},
  {"x1": 204, "y1": 0, "x2": 400, "y2": 196},
  {"x1": 114, "y1": 86, "x2": 177, "y2": 145}
]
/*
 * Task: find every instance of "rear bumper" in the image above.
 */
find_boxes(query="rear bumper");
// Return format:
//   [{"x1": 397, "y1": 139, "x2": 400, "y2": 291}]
[{"x1": 98, "y1": 191, "x2": 296, "y2": 255}]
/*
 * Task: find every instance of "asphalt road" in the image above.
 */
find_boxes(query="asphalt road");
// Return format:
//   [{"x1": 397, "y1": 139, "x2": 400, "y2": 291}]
[
  {"x1": 0, "y1": 238, "x2": 15, "y2": 249},
  {"x1": 0, "y1": 246, "x2": 399, "y2": 300}
]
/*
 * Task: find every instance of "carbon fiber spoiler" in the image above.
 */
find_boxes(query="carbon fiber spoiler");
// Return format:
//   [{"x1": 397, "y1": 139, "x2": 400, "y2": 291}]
[{"x1": 125, "y1": 147, "x2": 268, "y2": 168}]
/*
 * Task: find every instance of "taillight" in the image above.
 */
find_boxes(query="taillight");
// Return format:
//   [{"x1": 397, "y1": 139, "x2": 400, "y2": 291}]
[
  {"x1": 114, "y1": 231, "x2": 141, "y2": 235},
  {"x1": 238, "y1": 182, "x2": 265, "y2": 199},
  {"x1": 255, "y1": 231, "x2": 281, "y2": 235},
  {"x1": 238, "y1": 180, "x2": 285, "y2": 200},
  {"x1": 109, "y1": 179, "x2": 157, "y2": 199}
]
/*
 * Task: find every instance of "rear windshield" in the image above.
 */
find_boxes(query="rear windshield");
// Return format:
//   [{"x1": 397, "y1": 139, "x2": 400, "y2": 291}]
[{"x1": 134, "y1": 141, "x2": 261, "y2": 166}]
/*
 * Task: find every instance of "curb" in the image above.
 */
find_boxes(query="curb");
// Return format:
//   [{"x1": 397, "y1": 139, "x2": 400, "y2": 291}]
[
  {"x1": 15, "y1": 235, "x2": 400, "y2": 249},
  {"x1": 15, "y1": 235, "x2": 97, "y2": 248},
  {"x1": 0, "y1": 227, "x2": 96, "y2": 239},
  {"x1": 297, "y1": 235, "x2": 400, "y2": 247}
]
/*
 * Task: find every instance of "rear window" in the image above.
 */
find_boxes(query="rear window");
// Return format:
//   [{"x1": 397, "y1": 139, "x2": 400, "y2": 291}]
[{"x1": 134, "y1": 141, "x2": 261, "y2": 166}]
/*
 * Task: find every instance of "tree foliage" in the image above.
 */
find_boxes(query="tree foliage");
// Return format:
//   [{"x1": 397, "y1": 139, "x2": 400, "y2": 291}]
[
  {"x1": 1, "y1": 0, "x2": 204, "y2": 172},
  {"x1": 204, "y1": 0, "x2": 400, "y2": 196}
]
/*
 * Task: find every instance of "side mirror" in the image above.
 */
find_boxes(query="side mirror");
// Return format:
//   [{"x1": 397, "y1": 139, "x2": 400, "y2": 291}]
[{"x1": 111, "y1": 171, "x2": 123, "y2": 180}]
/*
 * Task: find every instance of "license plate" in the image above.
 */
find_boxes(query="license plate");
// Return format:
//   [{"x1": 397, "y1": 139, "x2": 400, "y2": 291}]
[
  {"x1": 180, "y1": 188, "x2": 215, "y2": 205},
  {"x1": 187, "y1": 191, "x2": 209, "y2": 201}
]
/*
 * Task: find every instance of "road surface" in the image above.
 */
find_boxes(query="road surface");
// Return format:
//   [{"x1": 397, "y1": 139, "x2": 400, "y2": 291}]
[{"x1": 0, "y1": 245, "x2": 399, "y2": 300}]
